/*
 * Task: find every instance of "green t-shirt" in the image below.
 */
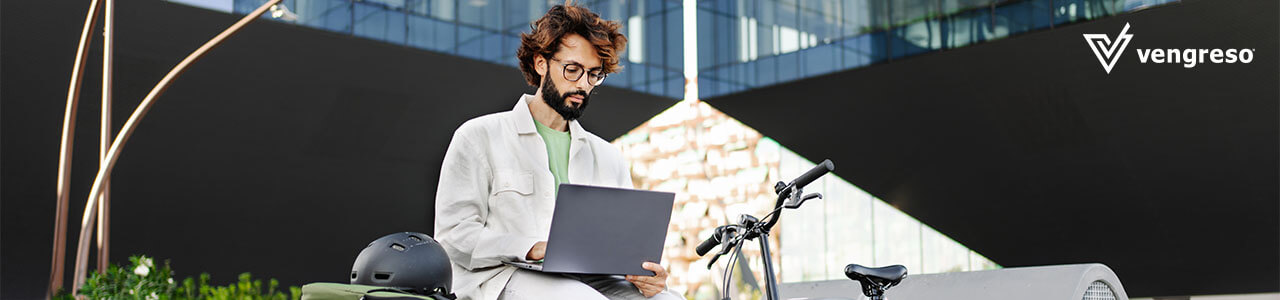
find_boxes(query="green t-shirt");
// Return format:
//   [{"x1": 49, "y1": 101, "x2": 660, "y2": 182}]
[{"x1": 533, "y1": 118, "x2": 571, "y2": 193}]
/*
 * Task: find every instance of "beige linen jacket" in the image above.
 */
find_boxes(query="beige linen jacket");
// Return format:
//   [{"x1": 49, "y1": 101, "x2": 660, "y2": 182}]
[{"x1": 434, "y1": 94, "x2": 632, "y2": 300}]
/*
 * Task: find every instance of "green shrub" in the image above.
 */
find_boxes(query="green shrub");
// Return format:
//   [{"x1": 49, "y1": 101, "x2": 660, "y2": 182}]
[{"x1": 55, "y1": 255, "x2": 300, "y2": 300}]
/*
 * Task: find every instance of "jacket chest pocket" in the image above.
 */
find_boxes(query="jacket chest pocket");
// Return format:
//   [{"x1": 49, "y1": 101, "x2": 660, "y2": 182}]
[
  {"x1": 489, "y1": 170, "x2": 537, "y2": 232},
  {"x1": 486, "y1": 170, "x2": 532, "y2": 207},
  {"x1": 491, "y1": 170, "x2": 534, "y2": 197}
]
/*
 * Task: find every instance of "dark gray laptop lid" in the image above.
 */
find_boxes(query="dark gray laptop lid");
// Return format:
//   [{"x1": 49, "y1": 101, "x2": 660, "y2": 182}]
[{"x1": 542, "y1": 183, "x2": 675, "y2": 276}]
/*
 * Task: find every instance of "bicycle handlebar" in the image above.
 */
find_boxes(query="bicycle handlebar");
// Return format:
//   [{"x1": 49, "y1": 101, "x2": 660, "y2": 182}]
[
  {"x1": 693, "y1": 159, "x2": 835, "y2": 300},
  {"x1": 695, "y1": 226, "x2": 726, "y2": 256},
  {"x1": 697, "y1": 159, "x2": 836, "y2": 259},
  {"x1": 788, "y1": 159, "x2": 835, "y2": 192},
  {"x1": 763, "y1": 159, "x2": 834, "y2": 230}
]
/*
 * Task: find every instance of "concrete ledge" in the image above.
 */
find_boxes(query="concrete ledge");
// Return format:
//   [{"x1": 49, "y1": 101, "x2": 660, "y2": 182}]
[{"x1": 780, "y1": 263, "x2": 1128, "y2": 300}]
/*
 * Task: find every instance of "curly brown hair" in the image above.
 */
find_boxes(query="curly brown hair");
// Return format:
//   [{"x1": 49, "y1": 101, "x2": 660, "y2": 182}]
[{"x1": 517, "y1": 2, "x2": 627, "y2": 87}]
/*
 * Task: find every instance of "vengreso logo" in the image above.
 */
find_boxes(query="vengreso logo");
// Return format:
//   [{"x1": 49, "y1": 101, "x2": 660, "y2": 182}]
[{"x1": 1084, "y1": 23, "x2": 1256, "y2": 73}]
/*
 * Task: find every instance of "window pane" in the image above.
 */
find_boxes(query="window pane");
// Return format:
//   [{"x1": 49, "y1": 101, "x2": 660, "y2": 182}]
[
  {"x1": 629, "y1": 63, "x2": 646, "y2": 86},
  {"x1": 969, "y1": 251, "x2": 1000, "y2": 270},
  {"x1": 823, "y1": 176, "x2": 874, "y2": 279},
  {"x1": 456, "y1": 25, "x2": 487, "y2": 60},
  {"x1": 354, "y1": 2, "x2": 406, "y2": 44},
  {"x1": 665, "y1": 11, "x2": 684, "y2": 70},
  {"x1": 780, "y1": 150, "x2": 826, "y2": 282},
  {"x1": 775, "y1": 52, "x2": 798, "y2": 83},
  {"x1": 665, "y1": 77, "x2": 683, "y2": 99},
  {"x1": 296, "y1": 0, "x2": 353, "y2": 33},
  {"x1": 943, "y1": 0, "x2": 993, "y2": 14},
  {"x1": 801, "y1": 44, "x2": 837, "y2": 77},
  {"x1": 644, "y1": 14, "x2": 665, "y2": 70},
  {"x1": 947, "y1": 9, "x2": 982, "y2": 48},
  {"x1": 890, "y1": 18, "x2": 938, "y2": 58},
  {"x1": 798, "y1": 0, "x2": 842, "y2": 44},
  {"x1": 994, "y1": 1, "x2": 1034, "y2": 35},
  {"x1": 922, "y1": 225, "x2": 971, "y2": 274},
  {"x1": 872, "y1": 198, "x2": 922, "y2": 272},
  {"x1": 407, "y1": 14, "x2": 455, "y2": 52},
  {"x1": 756, "y1": 56, "x2": 777, "y2": 86},
  {"x1": 890, "y1": 0, "x2": 938, "y2": 27},
  {"x1": 503, "y1": 0, "x2": 542, "y2": 35},
  {"x1": 458, "y1": 0, "x2": 503, "y2": 30},
  {"x1": 648, "y1": 65, "x2": 664, "y2": 87},
  {"x1": 364, "y1": 0, "x2": 405, "y2": 9}
]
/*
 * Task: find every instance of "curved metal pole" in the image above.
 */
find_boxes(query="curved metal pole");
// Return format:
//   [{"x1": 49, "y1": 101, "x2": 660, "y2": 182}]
[
  {"x1": 49, "y1": 0, "x2": 101, "y2": 298},
  {"x1": 70, "y1": 0, "x2": 283, "y2": 294}
]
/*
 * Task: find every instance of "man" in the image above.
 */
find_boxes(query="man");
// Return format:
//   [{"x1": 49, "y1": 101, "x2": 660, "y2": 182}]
[{"x1": 433, "y1": 3, "x2": 684, "y2": 300}]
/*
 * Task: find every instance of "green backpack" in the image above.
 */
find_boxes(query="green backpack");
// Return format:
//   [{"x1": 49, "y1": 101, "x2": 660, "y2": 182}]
[{"x1": 300, "y1": 283, "x2": 452, "y2": 300}]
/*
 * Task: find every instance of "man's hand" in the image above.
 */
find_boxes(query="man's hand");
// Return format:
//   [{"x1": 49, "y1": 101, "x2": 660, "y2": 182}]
[
  {"x1": 625, "y1": 262, "x2": 668, "y2": 297},
  {"x1": 526, "y1": 241, "x2": 547, "y2": 261}
]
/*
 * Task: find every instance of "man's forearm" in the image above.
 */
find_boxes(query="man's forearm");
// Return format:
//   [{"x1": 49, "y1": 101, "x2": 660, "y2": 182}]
[{"x1": 436, "y1": 221, "x2": 542, "y2": 269}]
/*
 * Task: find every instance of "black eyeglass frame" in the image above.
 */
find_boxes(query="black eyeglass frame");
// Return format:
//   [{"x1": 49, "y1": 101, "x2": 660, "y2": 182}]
[{"x1": 547, "y1": 57, "x2": 607, "y2": 86}]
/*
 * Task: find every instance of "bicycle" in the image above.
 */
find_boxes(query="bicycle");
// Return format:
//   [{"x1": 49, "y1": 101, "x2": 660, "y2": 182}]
[{"x1": 695, "y1": 159, "x2": 908, "y2": 300}]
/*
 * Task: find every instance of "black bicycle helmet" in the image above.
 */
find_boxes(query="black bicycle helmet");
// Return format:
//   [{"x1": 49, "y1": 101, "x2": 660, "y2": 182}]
[{"x1": 351, "y1": 232, "x2": 454, "y2": 298}]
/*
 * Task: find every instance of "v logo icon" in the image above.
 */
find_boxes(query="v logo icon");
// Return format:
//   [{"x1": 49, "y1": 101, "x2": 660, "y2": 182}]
[{"x1": 1083, "y1": 23, "x2": 1133, "y2": 74}]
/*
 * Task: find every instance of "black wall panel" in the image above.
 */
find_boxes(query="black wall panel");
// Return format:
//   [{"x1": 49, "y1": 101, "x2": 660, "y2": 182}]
[
  {"x1": 707, "y1": 0, "x2": 1278, "y2": 297},
  {"x1": 0, "y1": 1, "x2": 674, "y2": 298}
]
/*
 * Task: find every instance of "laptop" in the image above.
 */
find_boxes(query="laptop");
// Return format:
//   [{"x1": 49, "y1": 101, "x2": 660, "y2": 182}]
[{"x1": 503, "y1": 183, "x2": 675, "y2": 276}]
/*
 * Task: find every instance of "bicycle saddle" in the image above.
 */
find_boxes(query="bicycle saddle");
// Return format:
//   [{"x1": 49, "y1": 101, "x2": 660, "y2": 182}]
[{"x1": 845, "y1": 264, "x2": 907, "y2": 298}]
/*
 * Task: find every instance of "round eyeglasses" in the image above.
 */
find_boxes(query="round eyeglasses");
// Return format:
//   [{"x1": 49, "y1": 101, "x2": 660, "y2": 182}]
[{"x1": 549, "y1": 57, "x2": 607, "y2": 86}]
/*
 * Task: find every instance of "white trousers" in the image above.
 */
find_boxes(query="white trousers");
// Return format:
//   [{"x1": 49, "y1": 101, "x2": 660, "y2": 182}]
[{"x1": 498, "y1": 269, "x2": 686, "y2": 300}]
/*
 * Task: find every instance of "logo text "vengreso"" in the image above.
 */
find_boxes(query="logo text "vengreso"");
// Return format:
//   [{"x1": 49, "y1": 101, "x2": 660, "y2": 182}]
[
  {"x1": 1135, "y1": 48, "x2": 1255, "y2": 68},
  {"x1": 1084, "y1": 23, "x2": 1257, "y2": 73}
]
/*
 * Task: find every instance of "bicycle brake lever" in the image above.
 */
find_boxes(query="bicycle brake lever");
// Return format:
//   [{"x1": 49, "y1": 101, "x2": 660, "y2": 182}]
[
  {"x1": 706, "y1": 227, "x2": 740, "y2": 269},
  {"x1": 784, "y1": 192, "x2": 823, "y2": 209},
  {"x1": 716, "y1": 228, "x2": 739, "y2": 255}
]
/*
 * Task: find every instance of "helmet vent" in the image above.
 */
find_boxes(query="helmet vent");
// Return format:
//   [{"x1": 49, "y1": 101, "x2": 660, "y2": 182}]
[
  {"x1": 407, "y1": 235, "x2": 423, "y2": 242},
  {"x1": 350, "y1": 271, "x2": 357, "y2": 279},
  {"x1": 391, "y1": 243, "x2": 406, "y2": 251},
  {"x1": 374, "y1": 272, "x2": 392, "y2": 281}
]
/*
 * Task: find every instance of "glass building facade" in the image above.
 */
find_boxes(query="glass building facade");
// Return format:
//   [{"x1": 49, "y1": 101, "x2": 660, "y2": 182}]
[
  {"x1": 695, "y1": 0, "x2": 1178, "y2": 98},
  {"x1": 227, "y1": 0, "x2": 1177, "y2": 99},
  {"x1": 232, "y1": 0, "x2": 688, "y2": 99}
]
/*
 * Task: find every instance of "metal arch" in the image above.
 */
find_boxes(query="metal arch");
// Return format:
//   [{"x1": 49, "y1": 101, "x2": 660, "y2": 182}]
[{"x1": 68, "y1": 0, "x2": 285, "y2": 295}]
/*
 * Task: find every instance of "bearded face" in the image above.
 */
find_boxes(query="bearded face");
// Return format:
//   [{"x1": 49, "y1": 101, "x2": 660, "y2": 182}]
[{"x1": 540, "y1": 63, "x2": 591, "y2": 121}]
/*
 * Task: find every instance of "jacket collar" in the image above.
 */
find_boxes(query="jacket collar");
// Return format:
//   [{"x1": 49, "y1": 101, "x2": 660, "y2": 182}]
[{"x1": 514, "y1": 94, "x2": 586, "y2": 141}]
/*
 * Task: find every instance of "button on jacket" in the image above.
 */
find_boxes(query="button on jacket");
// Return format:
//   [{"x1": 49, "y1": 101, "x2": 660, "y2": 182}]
[{"x1": 434, "y1": 94, "x2": 632, "y2": 300}]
